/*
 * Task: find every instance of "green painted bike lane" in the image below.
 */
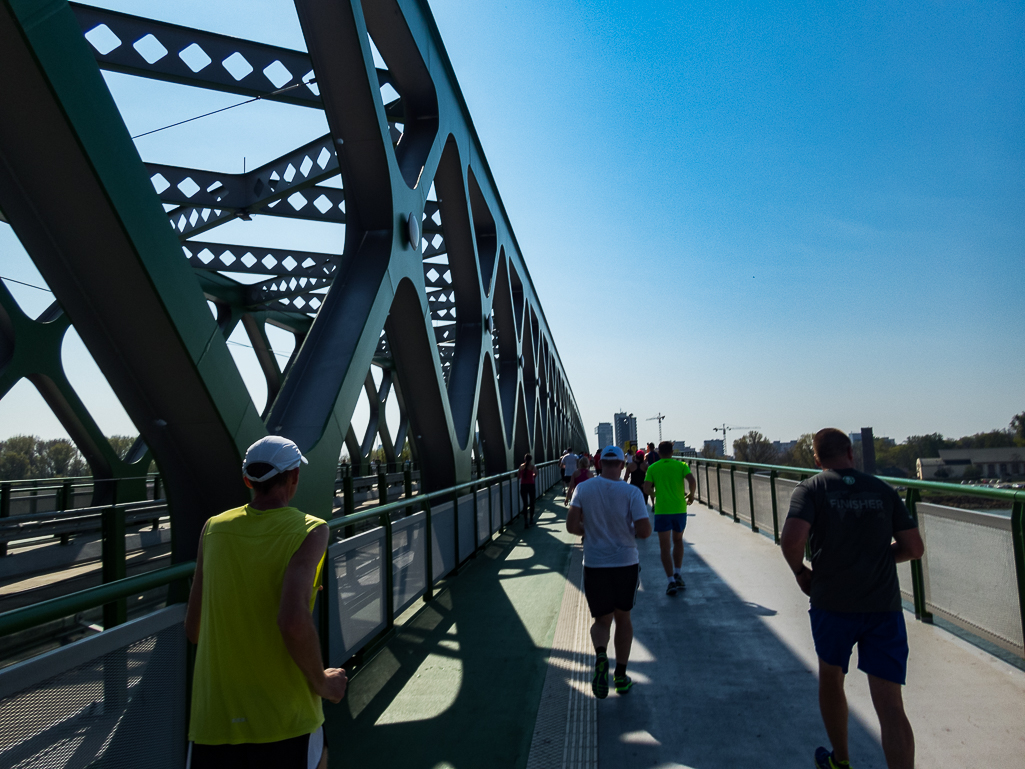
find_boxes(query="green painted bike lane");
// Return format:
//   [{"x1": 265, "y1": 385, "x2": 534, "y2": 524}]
[{"x1": 326, "y1": 488, "x2": 575, "y2": 769}]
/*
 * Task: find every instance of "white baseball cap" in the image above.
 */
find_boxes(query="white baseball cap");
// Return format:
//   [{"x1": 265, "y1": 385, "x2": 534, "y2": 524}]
[
  {"x1": 243, "y1": 436, "x2": 308, "y2": 482},
  {"x1": 600, "y1": 445, "x2": 625, "y2": 462}
]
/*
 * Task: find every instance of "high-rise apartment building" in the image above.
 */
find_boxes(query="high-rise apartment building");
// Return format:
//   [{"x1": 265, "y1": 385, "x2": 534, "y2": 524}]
[
  {"x1": 614, "y1": 412, "x2": 637, "y2": 448},
  {"x1": 595, "y1": 422, "x2": 613, "y2": 449}
]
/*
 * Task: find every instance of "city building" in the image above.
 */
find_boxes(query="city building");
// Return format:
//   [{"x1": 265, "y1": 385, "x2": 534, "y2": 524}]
[
  {"x1": 917, "y1": 447, "x2": 1025, "y2": 480},
  {"x1": 614, "y1": 412, "x2": 637, "y2": 449},
  {"x1": 595, "y1": 422, "x2": 613, "y2": 449},
  {"x1": 703, "y1": 439, "x2": 724, "y2": 457},
  {"x1": 772, "y1": 440, "x2": 797, "y2": 455},
  {"x1": 673, "y1": 441, "x2": 697, "y2": 457}
]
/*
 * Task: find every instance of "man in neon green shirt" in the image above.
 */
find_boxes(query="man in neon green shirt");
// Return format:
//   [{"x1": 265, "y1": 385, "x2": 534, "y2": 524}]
[
  {"x1": 643, "y1": 441, "x2": 697, "y2": 596},
  {"x1": 185, "y1": 436, "x2": 347, "y2": 769}
]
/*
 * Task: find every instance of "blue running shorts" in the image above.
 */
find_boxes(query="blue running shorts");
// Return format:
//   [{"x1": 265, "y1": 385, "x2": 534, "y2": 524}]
[
  {"x1": 653, "y1": 513, "x2": 687, "y2": 533},
  {"x1": 809, "y1": 608, "x2": 909, "y2": 685}
]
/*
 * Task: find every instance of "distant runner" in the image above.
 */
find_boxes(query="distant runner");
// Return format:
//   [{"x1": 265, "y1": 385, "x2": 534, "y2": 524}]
[
  {"x1": 643, "y1": 441, "x2": 696, "y2": 596},
  {"x1": 780, "y1": 428, "x2": 924, "y2": 769},
  {"x1": 560, "y1": 448, "x2": 579, "y2": 501},
  {"x1": 518, "y1": 454, "x2": 537, "y2": 528},
  {"x1": 566, "y1": 446, "x2": 652, "y2": 698}
]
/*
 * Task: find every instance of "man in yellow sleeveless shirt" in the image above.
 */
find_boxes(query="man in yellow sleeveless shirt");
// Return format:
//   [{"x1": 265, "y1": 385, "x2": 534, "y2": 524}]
[{"x1": 185, "y1": 436, "x2": 347, "y2": 768}]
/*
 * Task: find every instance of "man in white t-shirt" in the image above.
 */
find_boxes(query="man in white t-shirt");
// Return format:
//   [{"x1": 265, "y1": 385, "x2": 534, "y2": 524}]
[
  {"x1": 566, "y1": 445, "x2": 652, "y2": 698},
  {"x1": 560, "y1": 448, "x2": 579, "y2": 501}
]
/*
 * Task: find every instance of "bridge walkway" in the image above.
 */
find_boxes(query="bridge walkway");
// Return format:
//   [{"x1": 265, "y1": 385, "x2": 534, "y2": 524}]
[{"x1": 327, "y1": 489, "x2": 1025, "y2": 769}]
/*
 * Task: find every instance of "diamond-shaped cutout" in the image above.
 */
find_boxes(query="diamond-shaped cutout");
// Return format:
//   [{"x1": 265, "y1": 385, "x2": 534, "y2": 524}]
[
  {"x1": 177, "y1": 177, "x2": 201, "y2": 198},
  {"x1": 313, "y1": 195, "x2": 332, "y2": 214},
  {"x1": 310, "y1": 297, "x2": 322, "y2": 309},
  {"x1": 150, "y1": 173, "x2": 170, "y2": 194},
  {"x1": 282, "y1": 256, "x2": 297, "y2": 271},
  {"x1": 380, "y1": 83, "x2": 400, "y2": 105},
  {"x1": 302, "y1": 258, "x2": 316, "y2": 269},
  {"x1": 317, "y1": 148, "x2": 332, "y2": 169},
  {"x1": 179, "y1": 43, "x2": 211, "y2": 73},
  {"x1": 133, "y1": 34, "x2": 168, "y2": 64},
  {"x1": 218, "y1": 252, "x2": 236, "y2": 266},
  {"x1": 85, "y1": 24, "x2": 121, "y2": 55},
  {"x1": 283, "y1": 164, "x2": 297, "y2": 183},
  {"x1": 262, "y1": 255, "x2": 278, "y2": 269},
  {"x1": 288, "y1": 192, "x2": 307, "y2": 210},
  {"x1": 443, "y1": 270, "x2": 452, "y2": 284},
  {"x1": 241, "y1": 252, "x2": 257, "y2": 267},
  {"x1": 299, "y1": 156, "x2": 314, "y2": 177},
  {"x1": 293, "y1": 296, "x2": 306, "y2": 309},
  {"x1": 222, "y1": 52, "x2": 254, "y2": 81},
  {"x1": 304, "y1": 71, "x2": 320, "y2": 96},
  {"x1": 197, "y1": 248, "x2": 215, "y2": 264},
  {"x1": 189, "y1": 210, "x2": 200, "y2": 226},
  {"x1": 426, "y1": 268, "x2": 439, "y2": 282},
  {"x1": 263, "y1": 60, "x2": 293, "y2": 89}
]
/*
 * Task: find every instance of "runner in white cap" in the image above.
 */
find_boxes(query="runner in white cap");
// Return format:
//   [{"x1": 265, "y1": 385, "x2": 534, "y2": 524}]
[
  {"x1": 185, "y1": 436, "x2": 347, "y2": 769},
  {"x1": 566, "y1": 445, "x2": 652, "y2": 698}
]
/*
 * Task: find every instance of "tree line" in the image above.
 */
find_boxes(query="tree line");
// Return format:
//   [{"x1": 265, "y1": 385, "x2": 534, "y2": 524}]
[
  {"x1": 0, "y1": 435, "x2": 137, "y2": 481},
  {"x1": 720, "y1": 412, "x2": 1025, "y2": 477}
]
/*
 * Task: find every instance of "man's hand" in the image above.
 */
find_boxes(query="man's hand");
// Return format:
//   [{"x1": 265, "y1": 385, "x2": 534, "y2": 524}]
[
  {"x1": 686, "y1": 491, "x2": 695, "y2": 505},
  {"x1": 316, "y1": 667, "x2": 348, "y2": 703},
  {"x1": 795, "y1": 565, "x2": 813, "y2": 596}
]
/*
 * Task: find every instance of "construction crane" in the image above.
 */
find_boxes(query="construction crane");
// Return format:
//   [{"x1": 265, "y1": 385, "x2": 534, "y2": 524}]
[
  {"x1": 711, "y1": 424, "x2": 759, "y2": 456},
  {"x1": 647, "y1": 413, "x2": 667, "y2": 442}
]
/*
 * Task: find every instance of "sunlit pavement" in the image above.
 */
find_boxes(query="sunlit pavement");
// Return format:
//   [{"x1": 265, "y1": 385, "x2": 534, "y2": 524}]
[
  {"x1": 599, "y1": 503, "x2": 1025, "y2": 769},
  {"x1": 325, "y1": 493, "x2": 1025, "y2": 769}
]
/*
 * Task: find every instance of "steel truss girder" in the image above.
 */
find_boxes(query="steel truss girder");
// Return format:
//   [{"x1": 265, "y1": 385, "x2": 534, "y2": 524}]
[{"x1": 0, "y1": 0, "x2": 588, "y2": 562}]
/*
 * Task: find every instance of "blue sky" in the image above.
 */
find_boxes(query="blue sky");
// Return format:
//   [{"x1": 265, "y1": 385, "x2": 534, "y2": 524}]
[{"x1": 1, "y1": 0, "x2": 1022, "y2": 453}]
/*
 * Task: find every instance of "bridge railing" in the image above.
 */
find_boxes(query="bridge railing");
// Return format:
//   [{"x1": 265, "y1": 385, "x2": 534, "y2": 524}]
[
  {"x1": 684, "y1": 455, "x2": 1025, "y2": 659},
  {"x1": 0, "y1": 460, "x2": 561, "y2": 767}
]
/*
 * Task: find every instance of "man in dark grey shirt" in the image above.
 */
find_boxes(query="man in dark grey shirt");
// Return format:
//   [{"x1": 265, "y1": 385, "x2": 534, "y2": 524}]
[{"x1": 781, "y1": 428, "x2": 924, "y2": 769}]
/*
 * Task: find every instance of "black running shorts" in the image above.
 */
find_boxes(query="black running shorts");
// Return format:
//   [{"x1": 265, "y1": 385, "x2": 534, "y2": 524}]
[{"x1": 583, "y1": 564, "x2": 640, "y2": 617}]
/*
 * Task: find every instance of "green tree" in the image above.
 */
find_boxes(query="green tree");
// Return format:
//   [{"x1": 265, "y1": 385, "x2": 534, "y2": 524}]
[
  {"x1": 0, "y1": 435, "x2": 42, "y2": 480},
  {"x1": 732, "y1": 431, "x2": 777, "y2": 464},
  {"x1": 1011, "y1": 412, "x2": 1025, "y2": 447},
  {"x1": 107, "y1": 435, "x2": 138, "y2": 460},
  {"x1": 38, "y1": 439, "x2": 86, "y2": 477},
  {"x1": 961, "y1": 464, "x2": 982, "y2": 480},
  {"x1": 780, "y1": 434, "x2": 816, "y2": 468}
]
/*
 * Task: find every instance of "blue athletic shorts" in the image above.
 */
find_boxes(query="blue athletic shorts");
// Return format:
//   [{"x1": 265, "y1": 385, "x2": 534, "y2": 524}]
[
  {"x1": 809, "y1": 607, "x2": 909, "y2": 685},
  {"x1": 653, "y1": 513, "x2": 687, "y2": 533}
]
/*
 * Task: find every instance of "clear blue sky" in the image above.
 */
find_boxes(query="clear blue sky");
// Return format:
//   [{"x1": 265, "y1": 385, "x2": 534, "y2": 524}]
[{"x1": 2, "y1": 0, "x2": 1022, "y2": 453}]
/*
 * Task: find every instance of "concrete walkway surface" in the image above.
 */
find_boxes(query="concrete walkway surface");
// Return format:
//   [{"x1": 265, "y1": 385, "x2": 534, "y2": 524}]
[{"x1": 324, "y1": 492, "x2": 1025, "y2": 769}]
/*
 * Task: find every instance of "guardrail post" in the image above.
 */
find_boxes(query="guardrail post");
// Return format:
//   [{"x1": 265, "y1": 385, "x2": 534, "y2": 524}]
[
  {"x1": 343, "y1": 466, "x2": 355, "y2": 539},
  {"x1": 499, "y1": 477, "x2": 505, "y2": 528},
  {"x1": 380, "y1": 512, "x2": 394, "y2": 631},
  {"x1": 404, "y1": 462, "x2": 413, "y2": 507},
  {"x1": 423, "y1": 496, "x2": 434, "y2": 602},
  {"x1": 471, "y1": 481, "x2": 479, "y2": 555},
  {"x1": 378, "y1": 467, "x2": 388, "y2": 507},
  {"x1": 729, "y1": 465, "x2": 738, "y2": 523},
  {"x1": 452, "y1": 490, "x2": 460, "y2": 572},
  {"x1": 153, "y1": 473, "x2": 162, "y2": 501},
  {"x1": 102, "y1": 505, "x2": 127, "y2": 628},
  {"x1": 747, "y1": 467, "x2": 758, "y2": 533},
  {"x1": 1010, "y1": 499, "x2": 1025, "y2": 653},
  {"x1": 715, "y1": 463, "x2": 724, "y2": 515},
  {"x1": 0, "y1": 482, "x2": 9, "y2": 556},
  {"x1": 769, "y1": 470, "x2": 780, "y2": 544},
  {"x1": 904, "y1": 488, "x2": 933, "y2": 623}
]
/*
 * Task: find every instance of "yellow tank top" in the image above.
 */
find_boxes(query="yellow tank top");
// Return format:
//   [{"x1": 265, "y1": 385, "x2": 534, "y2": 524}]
[{"x1": 189, "y1": 505, "x2": 326, "y2": 744}]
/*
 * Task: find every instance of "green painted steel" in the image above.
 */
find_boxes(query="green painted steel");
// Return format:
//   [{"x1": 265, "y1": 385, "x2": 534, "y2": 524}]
[{"x1": 0, "y1": 0, "x2": 588, "y2": 570}]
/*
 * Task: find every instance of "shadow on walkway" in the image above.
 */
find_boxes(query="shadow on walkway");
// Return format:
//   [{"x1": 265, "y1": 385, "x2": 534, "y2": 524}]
[
  {"x1": 326, "y1": 490, "x2": 573, "y2": 769},
  {"x1": 598, "y1": 525, "x2": 887, "y2": 768}
]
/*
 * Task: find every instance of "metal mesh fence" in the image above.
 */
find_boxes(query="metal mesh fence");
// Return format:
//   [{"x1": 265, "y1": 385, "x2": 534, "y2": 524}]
[
  {"x1": 327, "y1": 530, "x2": 385, "y2": 665},
  {"x1": 707, "y1": 467, "x2": 720, "y2": 510},
  {"x1": 718, "y1": 469, "x2": 734, "y2": 515},
  {"x1": 918, "y1": 504, "x2": 1023, "y2": 654},
  {"x1": 751, "y1": 474, "x2": 776, "y2": 535},
  {"x1": 391, "y1": 514, "x2": 427, "y2": 616},
  {"x1": 734, "y1": 473, "x2": 751, "y2": 523},
  {"x1": 456, "y1": 493, "x2": 475, "y2": 563},
  {"x1": 773, "y1": 477, "x2": 800, "y2": 517},
  {"x1": 0, "y1": 607, "x2": 186, "y2": 769},
  {"x1": 430, "y1": 501, "x2": 456, "y2": 582}
]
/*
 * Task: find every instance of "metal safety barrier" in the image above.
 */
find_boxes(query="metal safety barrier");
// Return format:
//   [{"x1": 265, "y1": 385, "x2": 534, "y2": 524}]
[
  {"x1": 0, "y1": 460, "x2": 560, "y2": 767},
  {"x1": 686, "y1": 456, "x2": 1025, "y2": 658}
]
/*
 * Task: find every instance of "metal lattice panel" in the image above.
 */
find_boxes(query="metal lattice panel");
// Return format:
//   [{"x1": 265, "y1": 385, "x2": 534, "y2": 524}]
[{"x1": 0, "y1": 0, "x2": 588, "y2": 561}]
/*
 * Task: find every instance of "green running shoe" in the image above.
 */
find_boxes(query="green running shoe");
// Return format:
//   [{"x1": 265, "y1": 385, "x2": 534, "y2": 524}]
[
  {"x1": 614, "y1": 674, "x2": 633, "y2": 694},
  {"x1": 591, "y1": 652, "x2": 609, "y2": 699},
  {"x1": 814, "y1": 747, "x2": 851, "y2": 768}
]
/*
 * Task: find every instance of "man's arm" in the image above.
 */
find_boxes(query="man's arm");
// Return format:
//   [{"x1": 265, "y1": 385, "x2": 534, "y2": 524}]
[
  {"x1": 184, "y1": 521, "x2": 208, "y2": 645},
  {"x1": 686, "y1": 474, "x2": 696, "y2": 504},
  {"x1": 780, "y1": 517, "x2": 813, "y2": 596},
  {"x1": 634, "y1": 515, "x2": 652, "y2": 539},
  {"x1": 642, "y1": 481, "x2": 654, "y2": 499},
  {"x1": 566, "y1": 504, "x2": 584, "y2": 535},
  {"x1": 892, "y1": 527, "x2": 925, "y2": 563},
  {"x1": 278, "y1": 524, "x2": 348, "y2": 703}
]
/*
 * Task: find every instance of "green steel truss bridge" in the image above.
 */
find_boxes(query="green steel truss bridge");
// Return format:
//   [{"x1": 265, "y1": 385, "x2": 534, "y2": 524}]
[{"x1": 0, "y1": 0, "x2": 588, "y2": 563}]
